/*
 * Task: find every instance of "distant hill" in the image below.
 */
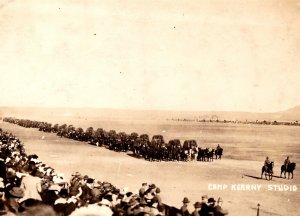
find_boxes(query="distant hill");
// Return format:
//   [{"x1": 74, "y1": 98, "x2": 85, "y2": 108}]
[
  {"x1": 0, "y1": 106, "x2": 299, "y2": 122},
  {"x1": 273, "y1": 106, "x2": 300, "y2": 121}
]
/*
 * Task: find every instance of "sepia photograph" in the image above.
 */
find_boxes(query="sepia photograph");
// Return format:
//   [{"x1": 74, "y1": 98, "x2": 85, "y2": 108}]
[{"x1": 0, "y1": 0, "x2": 299, "y2": 215}]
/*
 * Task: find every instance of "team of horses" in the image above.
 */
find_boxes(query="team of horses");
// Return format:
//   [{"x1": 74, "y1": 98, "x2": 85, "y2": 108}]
[
  {"x1": 2, "y1": 117, "x2": 223, "y2": 162},
  {"x1": 261, "y1": 161, "x2": 296, "y2": 180}
]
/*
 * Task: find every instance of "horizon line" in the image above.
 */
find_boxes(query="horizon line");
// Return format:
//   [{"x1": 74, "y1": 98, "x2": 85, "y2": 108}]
[{"x1": 0, "y1": 105, "x2": 299, "y2": 114}]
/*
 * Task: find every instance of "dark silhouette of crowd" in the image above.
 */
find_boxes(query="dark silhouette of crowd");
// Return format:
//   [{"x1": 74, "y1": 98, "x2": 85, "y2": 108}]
[
  {"x1": 0, "y1": 128, "x2": 229, "y2": 215},
  {"x1": 3, "y1": 117, "x2": 224, "y2": 163},
  {"x1": 169, "y1": 117, "x2": 300, "y2": 127}
]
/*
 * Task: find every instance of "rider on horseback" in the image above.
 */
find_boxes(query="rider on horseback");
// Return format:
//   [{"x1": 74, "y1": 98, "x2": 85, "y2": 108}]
[
  {"x1": 284, "y1": 156, "x2": 290, "y2": 169},
  {"x1": 264, "y1": 156, "x2": 271, "y2": 169}
]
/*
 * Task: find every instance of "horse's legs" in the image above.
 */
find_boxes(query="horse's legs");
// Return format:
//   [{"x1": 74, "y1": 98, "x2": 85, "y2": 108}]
[
  {"x1": 264, "y1": 171, "x2": 267, "y2": 180},
  {"x1": 284, "y1": 171, "x2": 287, "y2": 179}
]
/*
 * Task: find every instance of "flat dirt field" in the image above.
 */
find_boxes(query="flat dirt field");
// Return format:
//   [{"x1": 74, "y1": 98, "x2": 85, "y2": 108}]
[{"x1": 0, "y1": 120, "x2": 299, "y2": 216}]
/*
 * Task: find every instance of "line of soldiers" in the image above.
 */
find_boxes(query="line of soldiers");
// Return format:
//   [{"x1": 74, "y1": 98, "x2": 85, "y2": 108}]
[{"x1": 3, "y1": 117, "x2": 224, "y2": 162}]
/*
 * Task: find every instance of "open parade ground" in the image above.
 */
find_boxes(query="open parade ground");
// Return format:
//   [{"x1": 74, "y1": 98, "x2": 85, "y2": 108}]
[{"x1": 1, "y1": 117, "x2": 299, "y2": 216}]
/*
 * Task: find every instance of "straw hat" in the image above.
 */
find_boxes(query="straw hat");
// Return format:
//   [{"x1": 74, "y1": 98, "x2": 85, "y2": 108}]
[
  {"x1": 9, "y1": 187, "x2": 24, "y2": 198},
  {"x1": 182, "y1": 197, "x2": 190, "y2": 203},
  {"x1": 48, "y1": 184, "x2": 61, "y2": 191}
]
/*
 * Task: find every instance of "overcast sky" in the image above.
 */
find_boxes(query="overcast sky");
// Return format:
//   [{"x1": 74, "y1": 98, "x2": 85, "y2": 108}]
[{"x1": 0, "y1": 0, "x2": 299, "y2": 112}]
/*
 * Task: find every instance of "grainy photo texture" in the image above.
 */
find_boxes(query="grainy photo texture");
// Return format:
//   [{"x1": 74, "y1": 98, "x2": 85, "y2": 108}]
[{"x1": 0, "y1": 1, "x2": 299, "y2": 216}]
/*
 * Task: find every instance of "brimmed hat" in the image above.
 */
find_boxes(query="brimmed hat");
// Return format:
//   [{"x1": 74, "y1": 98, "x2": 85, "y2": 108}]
[
  {"x1": 6, "y1": 169, "x2": 16, "y2": 178},
  {"x1": 208, "y1": 198, "x2": 216, "y2": 203},
  {"x1": 99, "y1": 199, "x2": 112, "y2": 207},
  {"x1": 194, "y1": 202, "x2": 201, "y2": 208},
  {"x1": 93, "y1": 182, "x2": 101, "y2": 188},
  {"x1": 149, "y1": 184, "x2": 156, "y2": 189},
  {"x1": 48, "y1": 184, "x2": 61, "y2": 191},
  {"x1": 128, "y1": 198, "x2": 138, "y2": 206},
  {"x1": 9, "y1": 187, "x2": 24, "y2": 198},
  {"x1": 72, "y1": 171, "x2": 81, "y2": 176},
  {"x1": 182, "y1": 197, "x2": 190, "y2": 203},
  {"x1": 103, "y1": 183, "x2": 112, "y2": 191},
  {"x1": 86, "y1": 178, "x2": 94, "y2": 184}
]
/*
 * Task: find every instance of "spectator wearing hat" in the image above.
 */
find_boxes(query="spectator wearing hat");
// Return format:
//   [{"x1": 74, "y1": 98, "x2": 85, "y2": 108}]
[
  {"x1": 191, "y1": 201, "x2": 201, "y2": 216},
  {"x1": 153, "y1": 187, "x2": 163, "y2": 207},
  {"x1": 126, "y1": 198, "x2": 138, "y2": 215},
  {"x1": 207, "y1": 198, "x2": 216, "y2": 216},
  {"x1": 79, "y1": 178, "x2": 93, "y2": 206},
  {"x1": 180, "y1": 197, "x2": 191, "y2": 216},
  {"x1": 214, "y1": 197, "x2": 228, "y2": 216},
  {"x1": 200, "y1": 195, "x2": 209, "y2": 216},
  {"x1": 69, "y1": 173, "x2": 82, "y2": 197},
  {"x1": 40, "y1": 184, "x2": 60, "y2": 206},
  {"x1": 54, "y1": 188, "x2": 77, "y2": 216},
  {"x1": 90, "y1": 182, "x2": 102, "y2": 204},
  {"x1": 145, "y1": 184, "x2": 156, "y2": 195},
  {"x1": 5, "y1": 168, "x2": 20, "y2": 191},
  {"x1": 139, "y1": 183, "x2": 147, "y2": 198}
]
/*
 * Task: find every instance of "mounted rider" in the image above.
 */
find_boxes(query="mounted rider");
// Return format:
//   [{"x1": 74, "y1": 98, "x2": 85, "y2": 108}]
[
  {"x1": 264, "y1": 156, "x2": 271, "y2": 169},
  {"x1": 284, "y1": 156, "x2": 291, "y2": 169}
]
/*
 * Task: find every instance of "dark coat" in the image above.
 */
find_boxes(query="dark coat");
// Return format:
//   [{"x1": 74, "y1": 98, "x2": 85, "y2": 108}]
[
  {"x1": 180, "y1": 204, "x2": 190, "y2": 216},
  {"x1": 214, "y1": 205, "x2": 228, "y2": 216},
  {"x1": 41, "y1": 190, "x2": 59, "y2": 206},
  {"x1": 199, "y1": 203, "x2": 209, "y2": 216}
]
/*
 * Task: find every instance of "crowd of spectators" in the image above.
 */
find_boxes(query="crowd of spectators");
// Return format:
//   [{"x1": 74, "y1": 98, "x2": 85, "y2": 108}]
[{"x1": 0, "y1": 128, "x2": 228, "y2": 216}]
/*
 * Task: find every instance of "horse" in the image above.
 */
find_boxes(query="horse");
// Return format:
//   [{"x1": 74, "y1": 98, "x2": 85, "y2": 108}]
[
  {"x1": 261, "y1": 162, "x2": 274, "y2": 180},
  {"x1": 207, "y1": 149, "x2": 214, "y2": 162},
  {"x1": 280, "y1": 162, "x2": 296, "y2": 179},
  {"x1": 215, "y1": 147, "x2": 223, "y2": 159}
]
